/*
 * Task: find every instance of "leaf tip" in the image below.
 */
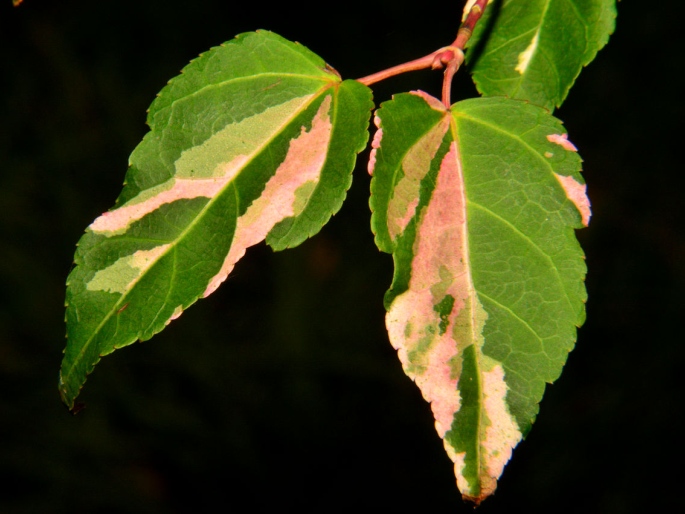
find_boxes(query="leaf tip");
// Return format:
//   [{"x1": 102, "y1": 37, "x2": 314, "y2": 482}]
[{"x1": 58, "y1": 370, "x2": 77, "y2": 411}]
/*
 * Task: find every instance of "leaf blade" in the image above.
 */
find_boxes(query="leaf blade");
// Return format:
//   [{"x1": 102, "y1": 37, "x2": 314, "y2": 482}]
[
  {"x1": 466, "y1": 0, "x2": 617, "y2": 110},
  {"x1": 60, "y1": 31, "x2": 372, "y2": 409},
  {"x1": 369, "y1": 92, "x2": 588, "y2": 501}
]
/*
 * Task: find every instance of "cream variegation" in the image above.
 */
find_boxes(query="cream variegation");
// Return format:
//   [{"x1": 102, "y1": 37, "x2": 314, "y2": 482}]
[
  {"x1": 204, "y1": 96, "x2": 333, "y2": 296},
  {"x1": 90, "y1": 95, "x2": 314, "y2": 236}
]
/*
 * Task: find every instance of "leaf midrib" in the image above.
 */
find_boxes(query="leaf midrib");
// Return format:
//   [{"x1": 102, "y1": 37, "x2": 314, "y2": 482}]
[{"x1": 450, "y1": 118, "x2": 485, "y2": 493}]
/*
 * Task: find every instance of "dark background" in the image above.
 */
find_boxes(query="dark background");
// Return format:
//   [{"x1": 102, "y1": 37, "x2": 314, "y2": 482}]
[{"x1": 1, "y1": 1, "x2": 682, "y2": 512}]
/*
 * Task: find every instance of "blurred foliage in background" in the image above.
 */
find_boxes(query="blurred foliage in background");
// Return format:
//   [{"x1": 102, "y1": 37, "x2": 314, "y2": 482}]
[{"x1": 1, "y1": 1, "x2": 683, "y2": 512}]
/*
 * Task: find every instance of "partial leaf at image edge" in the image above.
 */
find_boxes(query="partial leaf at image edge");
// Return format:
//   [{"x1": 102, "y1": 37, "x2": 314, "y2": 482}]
[
  {"x1": 466, "y1": 0, "x2": 617, "y2": 110},
  {"x1": 369, "y1": 91, "x2": 588, "y2": 502},
  {"x1": 60, "y1": 31, "x2": 373, "y2": 409}
]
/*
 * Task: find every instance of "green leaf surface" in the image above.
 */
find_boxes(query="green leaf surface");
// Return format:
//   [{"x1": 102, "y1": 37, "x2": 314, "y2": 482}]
[
  {"x1": 60, "y1": 31, "x2": 373, "y2": 409},
  {"x1": 369, "y1": 92, "x2": 588, "y2": 502},
  {"x1": 466, "y1": 0, "x2": 617, "y2": 110}
]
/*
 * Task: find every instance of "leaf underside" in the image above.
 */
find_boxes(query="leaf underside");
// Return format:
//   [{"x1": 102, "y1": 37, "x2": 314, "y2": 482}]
[
  {"x1": 467, "y1": 0, "x2": 617, "y2": 110},
  {"x1": 60, "y1": 31, "x2": 373, "y2": 408},
  {"x1": 369, "y1": 91, "x2": 589, "y2": 502}
]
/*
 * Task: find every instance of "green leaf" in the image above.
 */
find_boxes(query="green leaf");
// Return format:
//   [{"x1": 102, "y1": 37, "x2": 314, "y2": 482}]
[
  {"x1": 466, "y1": 0, "x2": 617, "y2": 110},
  {"x1": 60, "y1": 31, "x2": 373, "y2": 409},
  {"x1": 369, "y1": 91, "x2": 588, "y2": 502}
]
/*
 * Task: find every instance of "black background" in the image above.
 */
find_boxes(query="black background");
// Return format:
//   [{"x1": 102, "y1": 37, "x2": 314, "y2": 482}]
[{"x1": 1, "y1": 1, "x2": 682, "y2": 512}]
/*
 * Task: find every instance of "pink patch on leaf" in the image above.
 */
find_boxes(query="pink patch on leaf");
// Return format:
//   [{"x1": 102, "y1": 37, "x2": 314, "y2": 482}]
[
  {"x1": 367, "y1": 116, "x2": 383, "y2": 176},
  {"x1": 386, "y1": 141, "x2": 472, "y2": 438},
  {"x1": 410, "y1": 90, "x2": 447, "y2": 112},
  {"x1": 165, "y1": 306, "x2": 184, "y2": 326},
  {"x1": 90, "y1": 155, "x2": 248, "y2": 234},
  {"x1": 547, "y1": 133, "x2": 577, "y2": 152},
  {"x1": 203, "y1": 96, "x2": 333, "y2": 297},
  {"x1": 481, "y1": 365, "x2": 521, "y2": 481},
  {"x1": 554, "y1": 173, "x2": 591, "y2": 226}
]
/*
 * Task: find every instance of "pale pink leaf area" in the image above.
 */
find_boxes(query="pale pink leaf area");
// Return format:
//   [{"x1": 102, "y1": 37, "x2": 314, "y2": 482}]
[
  {"x1": 547, "y1": 132, "x2": 577, "y2": 152},
  {"x1": 203, "y1": 96, "x2": 333, "y2": 297},
  {"x1": 367, "y1": 115, "x2": 382, "y2": 176},
  {"x1": 554, "y1": 173, "x2": 591, "y2": 226},
  {"x1": 410, "y1": 90, "x2": 448, "y2": 112},
  {"x1": 451, "y1": 451, "x2": 471, "y2": 498},
  {"x1": 89, "y1": 158, "x2": 248, "y2": 235},
  {"x1": 386, "y1": 142, "x2": 473, "y2": 438},
  {"x1": 481, "y1": 364, "x2": 522, "y2": 486}
]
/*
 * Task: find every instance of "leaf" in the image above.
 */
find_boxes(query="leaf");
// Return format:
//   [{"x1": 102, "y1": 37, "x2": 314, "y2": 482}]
[
  {"x1": 59, "y1": 31, "x2": 373, "y2": 409},
  {"x1": 466, "y1": 0, "x2": 617, "y2": 110},
  {"x1": 369, "y1": 91, "x2": 588, "y2": 502}
]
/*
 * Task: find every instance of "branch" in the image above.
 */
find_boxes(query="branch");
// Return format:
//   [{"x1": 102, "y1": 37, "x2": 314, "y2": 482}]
[
  {"x1": 441, "y1": 0, "x2": 490, "y2": 105},
  {"x1": 356, "y1": 52, "x2": 444, "y2": 87},
  {"x1": 356, "y1": 0, "x2": 489, "y2": 106}
]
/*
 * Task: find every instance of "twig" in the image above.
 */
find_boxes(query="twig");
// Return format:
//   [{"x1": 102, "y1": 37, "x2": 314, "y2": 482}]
[
  {"x1": 356, "y1": 52, "x2": 443, "y2": 87},
  {"x1": 356, "y1": 0, "x2": 489, "y2": 107},
  {"x1": 452, "y1": 0, "x2": 490, "y2": 50}
]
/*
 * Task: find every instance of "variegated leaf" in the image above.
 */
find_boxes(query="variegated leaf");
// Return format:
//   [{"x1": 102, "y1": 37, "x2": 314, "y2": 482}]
[
  {"x1": 466, "y1": 0, "x2": 617, "y2": 110},
  {"x1": 60, "y1": 31, "x2": 373, "y2": 409},
  {"x1": 369, "y1": 92, "x2": 588, "y2": 502}
]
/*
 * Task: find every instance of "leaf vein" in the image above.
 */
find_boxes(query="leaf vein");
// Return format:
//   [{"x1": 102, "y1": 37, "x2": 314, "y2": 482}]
[
  {"x1": 477, "y1": 291, "x2": 545, "y2": 348},
  {"x1": 467, "y1": 201, "x2": 575, "y2": 313}
]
